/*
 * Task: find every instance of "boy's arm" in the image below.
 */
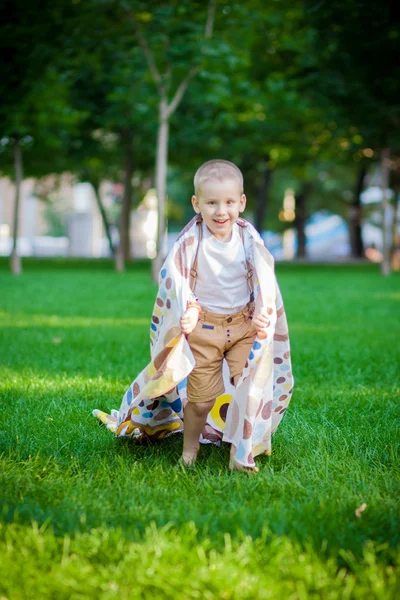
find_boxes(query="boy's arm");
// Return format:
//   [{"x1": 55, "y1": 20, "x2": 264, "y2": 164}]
[
  {"x1": 180, "y1": 295, "x2": 202, "y2": 335},
  {"x1": 252, "y1": 308, "x2": 270, "y2": 339}
]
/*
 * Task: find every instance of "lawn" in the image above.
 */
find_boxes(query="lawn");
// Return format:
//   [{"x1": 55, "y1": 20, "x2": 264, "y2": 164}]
[{"x1": 0, "y1": 258, "x2": 399, "y2": 599}]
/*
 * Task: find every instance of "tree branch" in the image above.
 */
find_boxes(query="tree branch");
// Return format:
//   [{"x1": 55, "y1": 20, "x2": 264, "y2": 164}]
[
  {"x1": 164, "y1": 63, "x2": 172, "y2": 95},
  {"x1": 205, "y1": 0, "x2": 216, "y2": 39},
  {"x1": 165, "y1": 66, "x2": 199, "y2": 119},
  {"x1": 165, "y1": 0, "x2": 216, "y2": 119},
  {"x1": 134, "y1": 23, "x2": 163, "y2": 92}
]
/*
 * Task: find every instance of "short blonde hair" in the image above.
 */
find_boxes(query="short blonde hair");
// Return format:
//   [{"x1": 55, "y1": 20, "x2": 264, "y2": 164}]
[{"x1": 193, "y1": 159, "x2": 244, "y2": 195}]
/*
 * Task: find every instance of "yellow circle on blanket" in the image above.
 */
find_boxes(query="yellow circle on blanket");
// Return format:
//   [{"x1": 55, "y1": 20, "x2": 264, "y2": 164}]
[{"x1": 209, "y1": 393, "x2": 232, "y2": 431}]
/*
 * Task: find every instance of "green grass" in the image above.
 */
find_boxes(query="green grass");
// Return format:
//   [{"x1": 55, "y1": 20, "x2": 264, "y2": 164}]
[{"x1": 0, "y1": 258, "x2": 399, "y2": 599}]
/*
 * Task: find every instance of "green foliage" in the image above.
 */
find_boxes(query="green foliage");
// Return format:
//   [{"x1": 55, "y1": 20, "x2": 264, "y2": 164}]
[
  {"x1": 0, "y1": 260, "x2": 399, "y2": 596},
  {"x1": 167, "y1": 1, "x2": 377, "y2": 230},
  {"x1": 1, "y1": 0, "x2": 399, "y2": 232},
  {"x1": 0, "y1": 66, "x2": 85, "y2": 178},
  {"x1": 0, "y1": 1, "x2": 86, "y2": 178},
  {"x1": 301, "y1": 0, "x2": 400, "y2": 151}
]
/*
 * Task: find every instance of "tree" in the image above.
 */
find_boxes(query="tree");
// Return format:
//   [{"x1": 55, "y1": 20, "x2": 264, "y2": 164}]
[
  {"x1": 122, "y1": 0, "x2": 217, "y2": 278},
  {"x1": 301, "y1": 0, "x2": 400, "y2": 271},
  {"x1": 0, "y1": 0, "x2": 85, "y2": 272},
  {"x1": 64, "y1": 0, "x2": 158, "y2": 270},
  {"x1": 1, "y1": 0, "x2": 157, "y2": 271},
  {"x1": 0, "y1": 69, "x2": 83, "y2": 273}
]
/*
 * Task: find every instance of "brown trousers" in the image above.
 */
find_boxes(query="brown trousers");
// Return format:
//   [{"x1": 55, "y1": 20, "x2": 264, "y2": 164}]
[{"x1": 187, "y1": 305, "x2": 256, "y2": 403}]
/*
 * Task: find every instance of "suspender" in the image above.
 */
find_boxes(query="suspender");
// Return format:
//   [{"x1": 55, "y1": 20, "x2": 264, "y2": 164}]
[
  {"x1": 189, "y1": 220, "x2": 254, "y2": 300},
  {"x1": 189, "y1": 219, "x2": 202, "y2": 292},
  {"x1": 238, "y1": 224, "x2": 255, "y2": 299}
]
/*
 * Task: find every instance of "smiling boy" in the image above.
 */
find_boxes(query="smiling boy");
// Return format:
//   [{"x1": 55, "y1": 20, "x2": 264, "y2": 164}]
[
  {"x1": 180, "y1": 160, "x2": 270, "y2": 471},
  {"x1": 94, "y1": 158, "x2": 293, "y2": 472}
]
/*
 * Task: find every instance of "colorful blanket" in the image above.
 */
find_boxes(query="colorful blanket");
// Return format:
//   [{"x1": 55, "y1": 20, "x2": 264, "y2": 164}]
[{"x1": 93, "y1": 215, "x2": 294, "y2": 468}]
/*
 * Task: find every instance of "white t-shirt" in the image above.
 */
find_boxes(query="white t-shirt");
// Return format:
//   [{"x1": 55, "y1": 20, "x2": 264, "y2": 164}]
[{"x1": 195, "y1": 222, "x2": 250, "y2": 314}]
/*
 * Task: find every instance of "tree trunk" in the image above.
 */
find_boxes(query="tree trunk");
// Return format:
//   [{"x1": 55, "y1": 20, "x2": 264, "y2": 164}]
[
  {"x1": 254, "y1": 157, "x2": 272, "y2": 234},
  {"x1": 391, "y1": 184, "x2": 400, "y2": 271},
  {"x1": 152, "y1": 98, "x2": 169, "y2": 281},
  {"x1": 91, "y1": 181, "x2": 115, "y2": 258},
  {"x1": 349, "y1": 164, "x2": 366, "y2": 258},
  {"x1": 134, "y1": 3, "x2": 216, "y2": 282},
  {"x1": 116, "y1": 131, "x2": 134, "y2": 272},
  {"x1": 10, "y1": 139, "x2": 22, "y2": 275},
  {"x1": 295, "y1": 184, "x2": 309, "y2": 259},
  {"x1": 380, "y1": 147, "x2": 391, "y2": 276}
]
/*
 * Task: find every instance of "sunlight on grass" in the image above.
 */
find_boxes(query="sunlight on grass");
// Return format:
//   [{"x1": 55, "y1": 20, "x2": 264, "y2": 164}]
[
  {"x1": 0, "y1": 367, "x2": 124, "y2": 394},
  {"x1": 373, "y1": 292, "x2": 400, "y2": 301},
  {"x1": 0, "y1": 310, "x2": 150, "y2": 328},
  {"x1": 290, "y1": 323, "x2": 341, "y2": 332}
]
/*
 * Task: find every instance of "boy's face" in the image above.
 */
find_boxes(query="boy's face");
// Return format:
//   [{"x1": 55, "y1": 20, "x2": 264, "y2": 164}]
[{"x1": 191, "y1": 179, "x2": 246, "y2": 242}]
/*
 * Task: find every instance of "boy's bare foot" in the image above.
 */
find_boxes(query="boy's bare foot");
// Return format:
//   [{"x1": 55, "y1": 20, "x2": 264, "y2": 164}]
[
  {"x1": 181, "y1": 445, "x2": 199, "y2": 467},
  {"x1": 229, "y1": 458, "x2": 259, "y2": 474},
  {"x1": 181, "y1": 453, "x2": 196, "y2": 466},
  {"x1": 229, "y1": 445, "x2": 259, "y2": 474}
]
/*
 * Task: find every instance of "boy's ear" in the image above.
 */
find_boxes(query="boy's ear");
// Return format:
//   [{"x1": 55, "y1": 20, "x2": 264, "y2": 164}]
[
  {"x1": 192, "y1": 195, "x2": 201, "y2": 213},
  {"x1": 239, "y1": 194, "x2": 247, "y2": 213}
]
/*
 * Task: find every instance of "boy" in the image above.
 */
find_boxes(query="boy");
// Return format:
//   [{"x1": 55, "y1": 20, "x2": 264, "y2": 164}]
[
  {"x1": 94, "y1": 159, "x2": 293, "y2": 474},
  {"x1": 179, "y1": 159, "x2": 270, "y2": 470}
]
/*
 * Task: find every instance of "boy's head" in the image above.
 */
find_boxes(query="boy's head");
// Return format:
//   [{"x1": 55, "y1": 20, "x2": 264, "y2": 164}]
[
  {"x1": 193, "y1": 159, "x2": 244, "y2": 196},
  {"x1": 192, "y1": 159, "x2": 246, "y2": 242}
]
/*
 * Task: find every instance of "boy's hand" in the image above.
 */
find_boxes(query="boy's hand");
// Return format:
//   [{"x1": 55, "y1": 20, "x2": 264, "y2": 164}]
[
  {"x1": 252, "y1": 308, "x2": 270, "y2": 339},
  {"x1": 180, "y1": 307, "x2": 200, "y2": 335}
]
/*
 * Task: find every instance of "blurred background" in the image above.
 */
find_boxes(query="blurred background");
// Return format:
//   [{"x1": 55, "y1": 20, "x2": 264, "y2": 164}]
[{"x1": 0, "y1": 0, "x2": 399, "y2": 274}]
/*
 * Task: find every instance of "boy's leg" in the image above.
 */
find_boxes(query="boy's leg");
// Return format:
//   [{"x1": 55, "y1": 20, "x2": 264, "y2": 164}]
[
  {"x1": 225, "y1": 313, "x2": 258, "y2": 473},
  {"x1": 182, "y1": 398, "x2": 215, "y2": 465},
  {"x1": 224, "y1": 312, "x2": 257, "y2": 387},
  {"x1": 228, "y1": 444, "x2": 259, "y2": 473},
  {"x1": 182, "y1": 316, "x2": 225, "y2": 465}
]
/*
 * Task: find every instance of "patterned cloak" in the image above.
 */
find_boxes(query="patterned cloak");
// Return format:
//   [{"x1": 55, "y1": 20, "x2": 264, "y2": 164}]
[{"x1": 93, "y1": 215, "x2": 294, "y2": 468}]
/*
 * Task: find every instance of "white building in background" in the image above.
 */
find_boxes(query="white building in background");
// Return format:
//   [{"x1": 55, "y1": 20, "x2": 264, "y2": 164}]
[
  {"x1": 130, "y1": 189, "x2": 158, "y2": 259},
  {"x1": 67, "y1": 182, "x2": 104, "y2": 257},
  {"x1": 0, "y1": 175, "x2": 114, "y2": 258},
  {"x1": 0, "y1": 177, "x2": 49, "y2": 255},
  {"x1": 0, "y1": 173, "x2": 161, "y2": 260},
  {"x1": 0, "y1": 173, "x2": 165, "y2": 259}
]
